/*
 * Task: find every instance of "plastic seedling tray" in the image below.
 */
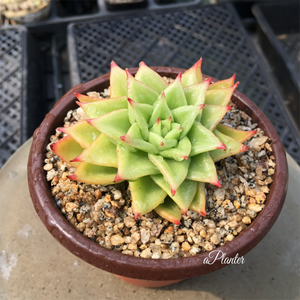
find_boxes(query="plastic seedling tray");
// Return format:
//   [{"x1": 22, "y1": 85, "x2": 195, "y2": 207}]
[{"x1": 253, "y1": 1, "x2": 300, "y2": 129}]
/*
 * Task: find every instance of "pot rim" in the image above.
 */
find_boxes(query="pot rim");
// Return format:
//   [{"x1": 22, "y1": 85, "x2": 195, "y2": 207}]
[{"x1": 28, "y1": 67, "x2": 288, "y2": 281}]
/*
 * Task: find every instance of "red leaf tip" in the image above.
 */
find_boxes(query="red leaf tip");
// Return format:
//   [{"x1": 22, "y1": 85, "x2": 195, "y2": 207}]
[
  {"x1": 134, "y1": 212, "x2": 142, "y2": 220},
  {"x1": 199, "y1": 104, "x2": 205, "y2": 110},
  {"x1": 200, "y1": 210, "x2": 207, "y2": 217},
  {"x1": 217, "y1": 143, "x2": 227, "y2": 150},
  {"x1": 183, "y1": 155, "x2": 189, "y2": 160},
  {"x1": 173, "y1": 220, "x2": 181, "y2": 225},
  {"x1": 171, "y1": 188, "x2": 176, "y2": 196},
  {"x1": 226, "y1": 105, "x2": 232, "y2": 111},
  {"x1": 213, "y1": 180, "x2": 222, "y2": 188},
  {"x1": 68, "y1": 174, "x2": 77, "y2": 181},
  {"x1": 127, "y1": 98, "x2": 134, "y2": 105},
  {"x1": 175, "y1": 73, "x2": 182, "y2": 81},
  {"x1": 114, "y1": 173, "x2": 123, "y2": 183},
  {"x1": 70, "y1": 156, "x2": 81, "y2": 163},
  {"x1": 156, "y1": 118, "x2": 161, "y2": 124},
  {"x1": 139, "y1": 61, "x2": 146, "y2": 67},
  {"x1": 241, "y1": 145, "x2": 249, "y2": 152},
  {"x1": 111, "y1": 60, "x2": 117, "y2": 67},
  {"x1": 160, "y1": 142, "x2": 165, "y2": 146}
]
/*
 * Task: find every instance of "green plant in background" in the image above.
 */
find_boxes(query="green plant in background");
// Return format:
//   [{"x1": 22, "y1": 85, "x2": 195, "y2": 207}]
[{"x1": 51, "y1": 59, "x2": 256, "y2": 224}]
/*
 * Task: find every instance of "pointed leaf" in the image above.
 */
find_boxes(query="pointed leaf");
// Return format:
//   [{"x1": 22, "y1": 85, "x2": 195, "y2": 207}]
[
  {"x1": 121, "y1": 123, "x2": 158, "y2": 154},
  {"x1": 182, "y1": 58, "x2": 203, "y2": 87},
  {"x1": 216, "y1": 123, "x2": 257, "y2": 143},
  {"x1": 78, "y1": 96, "x2": 127, "y2": 119},
  {"x1": 189, "y1": 182, "x2": 206, "y2": 216},
  {"x1": 148, "y1": 131, "x2": 177, "y2": 151},
  {"x1": 116, "y1": 145, "x2": 159, "y2": 181},
  {"x1": 187, "y1": 152, "x2": 221, "y2": 187},
  {"x1": 149, "y1": 92, "x2": 172, "y2": 127},
  {"x1": 205, "y1": 82, "x2": 239, "y2": 106},
  {"x1": 172, "y1": 105, "x2": 204, "y2": 139},
  {"x1": 69, "y1": 163, "x2": 117, "y2": 185},
  {"x1": 149, "y1": 154, "x2": 190, "y2": 195},
  {"x1": 208, "y1": 74, "x2": 236, "y2": 90},
  {"x1": 74, "y1": 92, "x2": 101, "y2": 103},
  {"x1": 164, "y1": 74, "x2": 187, "y2": 110},
  {"x1": 210, "y1": 129, "x2": 249, "y2": 162},
  {"x1": 130, "y1": 176, "x2": 167, "y2": 218},
  {"x1": 110, "y1": 61, "x2": 127, "y2": 98},
  {"x1": 151, "y1": 118, "x2": 162, "y2": 136},
  {"x1": 161, "y1": 116, "x2": 172, "y2": 137},
  {"x1": 135, "y1": 62, "x2": 168, "y2": 94},
  {"x1": 127, "y1": 70, "x2": 159, "y2": 105},
  {"x1": 160, "y1": 136, "x2": 191, "y2": 161},
  {"x1": 59, "y1": 121, "x2": 100, "y2": 148},
  {"x1": 51, "y1": 135, "x2": 84, "y2": 168},
  {"x1": 72, "y1": 133, "x2": 117, "y2": 167},
  {"x1": 155, "y1": 197, "x2": 182, "y2": 225},
  {"x1": 201, "y1": 104, "x2": 231, "y2": 131},
  {"x1": 184, "y1": 78, "x2": 211, "y2": 106},
  {"x1": 164, "y1": 123, "x2": 182, "y2": 140},
  {"x1": 151, "y1": 175, "x2": 197, "y2": 214},
  {"x1": 188, "y1": 121, "x2": 226, "y2": 156}
]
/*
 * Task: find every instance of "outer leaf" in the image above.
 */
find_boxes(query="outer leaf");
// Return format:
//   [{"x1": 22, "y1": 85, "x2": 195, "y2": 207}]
[
  {"x1": 189, "y1": 182, "x2": 206, "y2": 216},
  {"x1": 74, "y1": 92, "x2": 101, "y2": 103},
  {"x1": 164, "y1": 74, "x2": 187, "y2": 110},
  {"x1": 72, "y1": 133, "x2": 118, "y2": 167},
  {"x1": 50, "y1": 135, "x2": 84, "y2": 168},
  {"x1": 78, "y1": 96, "x2": 127, "y2": 119},
  {"x1": 135, "y1": 62, "x2": 168, "y2": 94},
  {"x1": 160, "y1": 136, "x2": 191, "y2": 161},
  {"x1": 149, "y1": 92, "x2": 172, "y2": 127},
  {"x1": 201, "y1": 105, "x2": 231, "y2": 131},
  {"x1": 188, "y1": 121, "x2": 226, "y2": 156},
  {"x1": 210, "y1": 129, "x2": 249, "y2": 162},
  {"x1": 205, "y1": 82, "x2": 239, "y2": 106},
  {"x1": 208, "y1": 74, "x2": 236, "y2": 90},
  {"x1": 130, "y1": 176, "x2": 167, "y2": 219},
  {"x1": 110, "y1": 61, "x2": 127, "y2": 98},
  {"x1": 115, "y1": 145, "x2": 159, "y2": 181},
  {"x1": 155, "y1": 197, "x2": 182, "y2": 225},
  {"x1": 184, "y1": 78, "x2": 211, "y2": 106},
  {"x1": 151, "y1": 175, "x2": 197, "y2": 214},
  {"x1": 69, "y1": 163, "x2": 117, "y2": 185},
  {"x1": 216, "y1": 123, "x2": 257, "y2": 143},
  {"x1": 149, "y1": 154, "x2": 190, "y2": 195},
  {"x1": 59, "y1": 121, "x2": 100, "y2": 148},
  {"x1": 127, "y1": 70, "x2": 159, "y2": 105},
  {"x1": 187, "y1": 152, "x2": 221, "y2": 187},
  {"x1": 182, "y1": 58, "x2": 202, "y2": 87}
]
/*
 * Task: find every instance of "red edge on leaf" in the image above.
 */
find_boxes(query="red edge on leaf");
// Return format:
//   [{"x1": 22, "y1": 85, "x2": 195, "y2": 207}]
[
  {"x1": 241, "y1": 145, "x2": 249, "y2": 152},
  {"x1": 198, "y1": 104, "x2": 205, "y2": 110},
  {"x1": 217, "y1": 143, "x2": 227, "y2": 151},
  {"x1": 171, "y1": 188, "x2": 177, "y2": 196},
  {"x1": 183, "y1": 155, "x2": 189, "y2": 160},
  {"x1": 226, "y1": 105, "x2": 232, "y2": 112},
  {"x1": 110, "y1": 60, "x2": 118, "y2": 68},
  {"x1": 232, "y1": 73, "x2": 236, "y2": 82},
  {"x1": 200, "y1": 210, "x2": 207, "y2": 217},
  {"x1": 139, "y1": 61, "x2": 146, "y2": 67},
  {"x1": 212, "y1": 180, "x2": 222, "y2": 188},
  {"x1": 195, "y1": 57, "x2": 202, "y2": 70},
  {"x1": 233, "y1": 81, "x2": 240, "y2": 90},
  {"x1": 114, "y1": 173, "x2": 123, "y2": 183},
  {"x1": 156, "y1": 118, "x2": 161, "y2": 124},
  {"x1": 58, "y1": 127, "x2": 67, "y2": 133},
  {"x1": 134, "y1": 212, "x2": 142, "y2": 220},
  {"x1": 120, "y1": 134, "x2": 129, "y2": 143},
  {"x1": 127, "y1": 98, "x2": 134, "y2": 105},
  {"x1": 181, "y1": 208, "x2": 188, "y2": 215},
  {"x1": 173, "y1": 219, "x2": 181, "y2": 225},
  {"x1": 68, "y1": 174, "x2": 77, "y2": 181},
  {"x1": 205, "y1": 77, "x2": 212, "y2": 85},
  {"x1": 175, "y1": 73, "x2": 182, "y2": 82},
  {"x1": 160, "y1": 142, "x2": 165, "y2": 146},
  {"x1": 70, "y1": 155, "x2": 81, "y2": 163}
]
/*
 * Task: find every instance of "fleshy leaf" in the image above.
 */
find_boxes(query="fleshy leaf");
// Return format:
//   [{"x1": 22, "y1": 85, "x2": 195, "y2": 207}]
[
  {"x1": 59, "y1": 121, "x2": 100, "y2": 148},
  {"x1": 160, "y1": 136, "x2": 191, "y2": 161},
  {"x1": 155, "y1": 196, "x2": 182, "y2": 225},
  {"x1": 151, "y1": 118, "x2": 162, "y2": 136},
  {"x1": 69, "y1": 163, "x2": 117, "y2": 185},
  {"x1": 149, "y1": 154, "x2": 190, "y2": 195},
  {"x1": 128, "y1": 98, "x2": 153, "y2": 140},
  {"x1": 208, "y1": 74, "x2": 236, "y2": 90},
  {"x1": 210, "y1": 129, "x2": 249, "y2": 162},
  {"x1": 161, "y1": 116, "x2": 172, "y2": 137},
  {"x1": 50, "y1": 135, "x2": 84, "y2": 168},
  {"x1": 201, "y1": 105, "x2": 231, "y2": 131},
  {"x1": 110, "y1": 61, "x2": 127, "y2": 98},
  {"x1": 182, "y1": 58, "x2": 202, "y2": 87},
  {"x1": 149, "y1": 92, "x2": 172, "y2": 127},
  {"x1": 188, "y1": 121, "x2": 226, "y2": 156},
  {"x1": 164, "y1": 74, "x2": 187, "y2": 110},
  {"x1": 151, "y1": 175, "x2": 197, "y2": 214},
  {"x1": 164, "y1": 123, "x2": 182, "y2": 140},
  {"x1": 72, "y1": 133, "x2": 118, "y2": 167},
  {"x1": 205, "y1": 82, "x2": 239, "y2": 106},
  {"x1": 172, "y1": 105, "x2": 204, "y2": 139},
  {"x1": 78, "y1": 96, "x2": 127, "y2": 119},
  {"x1": 184, "y1": 78, "x2": 211, "y2": 106},
  {"x1": 135, "y1": 62, "x2": 168, "y2": 94},
  {"x1": 130, "y1": 176, "x2": 167, "y2": 218},
  {"x1": 189, "y1": 182, "x2": 206, "y2": 216},
  {"x1": 216, "y1": 123, "x2": 257, "y2": 143},
  {"x1": 127, "y1": 70, "x2": 159, "y2": 105},
  {"x1": 121, "y1": 123, "x2": 158, "y2": 154},
  {"x1": 74, "y1": 92, "x2": 101, "y2": 103},
  {"x1": 148, "y1": 131, "x2": 177, "y2": 151},
  {"x1": 116, "y1": 145, "x2": 159, "y2": 181},
  {"x1": 187, "y1": 152, "x2": 221, "y2": 187}
]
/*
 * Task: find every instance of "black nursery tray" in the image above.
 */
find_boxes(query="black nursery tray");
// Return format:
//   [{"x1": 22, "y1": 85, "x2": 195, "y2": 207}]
[
  {"x1": 253, "y1": 1, "x2": 300, "y2": 129},
  {"x1": 67, "y1": 3, "x2": 300, "y2": 164}
]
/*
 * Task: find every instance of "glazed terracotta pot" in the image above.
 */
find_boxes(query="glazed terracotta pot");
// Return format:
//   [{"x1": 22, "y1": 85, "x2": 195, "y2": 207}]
[{"x1": 27, "y1": 67, "x2": 288, "y2": 287}]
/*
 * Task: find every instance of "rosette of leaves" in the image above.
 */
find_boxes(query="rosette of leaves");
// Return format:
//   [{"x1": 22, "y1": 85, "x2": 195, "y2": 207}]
[{"x1": 51, "y1": 59, "x2": 256, "y2": 224}]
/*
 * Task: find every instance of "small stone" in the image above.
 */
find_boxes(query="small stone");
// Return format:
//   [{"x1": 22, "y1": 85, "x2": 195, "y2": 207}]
[
  {"x1": 43, "y1": 163, "x2": 53, "y2": 171},
  {"x1": 140, "y1": 248, "x2": 152, "y2": 258},
  {"x1": 242, "y1": 216, "x2": 251, "y2": 224},
  {"x1": 128, "y1": 243, "x2": 137, "y2": 250},
  {"x1": 226, "y1": 234, "x2": 234, "y2": 242},
  {"x1": 124, "y1": 217, "x2": 136, "y2": 228},
  {"x1": 160, "y1": 233, "x2": 173, "y2": 244},
  {"x1": 182, "y1": 242, "x2": 191, "y2": 252},
  {"x1": 176, "y1": 235, "x2": 185, "y2": 243},
  {"x1": 65, "y1": 202, "x2": 78, "y2": 212},
  {"x1": 248, "y1": 203, "x2": 262, "y2": 212},
  {"x1": 111, "y1": 235, "x2": 124, "y2": 246},
  {"x1": 228, "y1": 221, "x2": 238, "y2": 229},
  {"x1": 210, "y1": 234, "x2": 221, "y2": 245},
  {"x1": 268, "y1": 168, "x2": 275, "y2": 176},
  {"x1": 140, "y1": 228, "x2": 150, "y2": 244},
  {"x1": 234, "y1": 200, "x2": 240, "y2": 209}
]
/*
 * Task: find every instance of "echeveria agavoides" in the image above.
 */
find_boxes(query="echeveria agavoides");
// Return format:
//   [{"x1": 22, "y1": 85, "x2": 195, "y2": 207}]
[{"x1": 52, "y1": 59, "x2": 257, "y2": 224}]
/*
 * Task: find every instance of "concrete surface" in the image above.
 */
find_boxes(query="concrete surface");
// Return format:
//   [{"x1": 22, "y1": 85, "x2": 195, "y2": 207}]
[{"x1": 0, "y1": 139, "x2": 299, "y2": 300}]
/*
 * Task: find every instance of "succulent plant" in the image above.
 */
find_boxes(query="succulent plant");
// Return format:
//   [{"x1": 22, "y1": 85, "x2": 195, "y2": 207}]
[{"x1": 51, "y1": 59, "x2": 256, "y2": 224}]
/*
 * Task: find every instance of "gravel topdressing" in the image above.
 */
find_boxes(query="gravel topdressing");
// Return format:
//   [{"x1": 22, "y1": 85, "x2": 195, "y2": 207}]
[{"x1": 44, "y1": 86, "x2": 276, "y2": 259}]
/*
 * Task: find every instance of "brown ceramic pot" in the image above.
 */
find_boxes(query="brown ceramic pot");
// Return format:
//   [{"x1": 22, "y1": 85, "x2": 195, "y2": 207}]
[{"x1": 27, "y1": 67, "x2": 288, "y2": 287}]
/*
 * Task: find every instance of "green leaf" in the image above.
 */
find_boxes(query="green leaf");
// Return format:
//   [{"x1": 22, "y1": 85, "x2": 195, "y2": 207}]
[
  {"x1": 188, "y1": 121, "x2": 226, "y2": 156},
  {"x1": 151, "y1": 118, "x2": 162, "y2": 136},
  {"x1": 201, "y1": 104, "x2": 231, "y2": 131},
  {"x1": 148, "y1": 131, "x2": 177, "y2": 151},
  {"x1": 161, "y1": 117, "x2": 172, "y2": 137},
  {"x1": 160, "y1": 136, "x2": 191, "y2": 161},
  {"x1": 116, "y1": 145, "x2": 159, "y2": 181},
  {"x1": 135, "y1": 62, "x2": 168, "y2": 94},
  {"x1": 164, "y1": 74, "x2": 187, "y2": 110},
  {"x1": 78, "y1": 96, "x2": 127, "y2": 119},
  {"x1": 205, "y1": 82, "x2": 238, "y2": 106},
  {"x1": 149, "y1": 154, "x2": 190, "y2": 195},
  {"x1": 216, "y1": 123, "x2": 257, "y2": 143},
  {"x1": 149, "y1": 92, "x2": 172, "y2": 127},
  {"x1": 184, "y1": 78, "x2": 211, "y2": 106},
  {"x1": 74, "y1": 92, "x2": 101, "y2": 103},
  {"x1": 164, "y1": 123, "x2": 182, "y2": 140},
  {"x1": 130, "y1": 176, "x2": 167, "y2": 218},
  {"x1": 110, "y1": 61, "x2": 127, "y2": 98},
  {"x1": 155, "y1": 196, "x2": 182, "y2": 225},
  {"x1": 208, "y1": 74, "x2": 236, "y2": 90},
  {"x1": 151, "y1": 175, "x2": 197, "y2": 214},
  {"x1": 182, "y1": 58, "x2": 202, "y2": 87},
  {"x1": 72, "y1": 133, "x2": 118, "y2": 168},
  {"x1": 189, "y1": 182, "x2": 206, "y2": 216},
  {"x1": 187, "y1": 152, "x2": 221, "y2": 187}
]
